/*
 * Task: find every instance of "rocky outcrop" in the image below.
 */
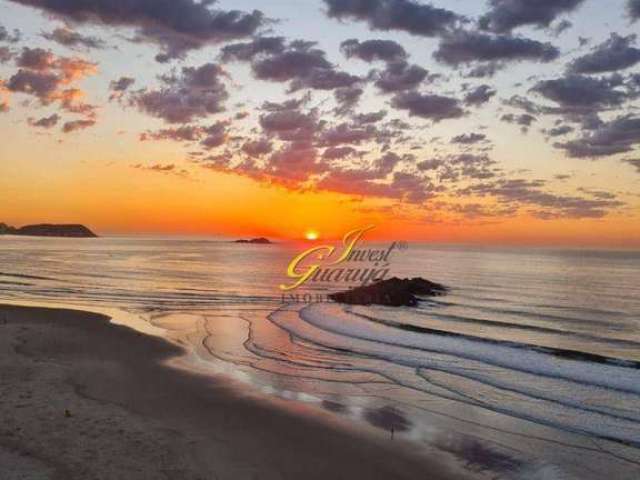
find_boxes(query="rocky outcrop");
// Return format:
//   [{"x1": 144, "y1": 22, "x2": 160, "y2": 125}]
[
  {"x1": 329, "y1": 277, "x2": 447, "y2": 307},
  {"x1": 0, "y1": 223, "x2": 98, "y2": 238},
  {"x1": 234, "y1": 237, "x2": 272, "y2": 244}
]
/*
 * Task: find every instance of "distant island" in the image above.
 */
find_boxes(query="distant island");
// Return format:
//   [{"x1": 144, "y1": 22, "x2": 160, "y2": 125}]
[
  {"x1": 233, "y1": 237, "x2": 272, "y2": 244},
  {"x1": 0, "y1": 223, "x2": 98, "y2": 238}
]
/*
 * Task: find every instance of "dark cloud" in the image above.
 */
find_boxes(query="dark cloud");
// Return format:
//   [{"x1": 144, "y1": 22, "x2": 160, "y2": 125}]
[
  {"x1": 341, "y1": 38, "x2": 407, "y2": 63},
  {"x1": 260, "y1": 110, "x2": 317, "y2": 135},
  {"x1": 434, "y1": 30, "x2": 559, "y2": 66},
  {"x1": 568, "y1": 34, "x2": 640, "y2": 74},
  {"x1": 353, "y1": 110, "x2": 387, "y2": 125},
  {"x1": 317, "y1": 167, "x2": 434, "y2": 203},
  {"x1": 479, "y1": 0, "x2": 586, "y2": 33},
  {"x1": 552, "y1": 19, "x2": 573, "y2": 36},
  {"x1": 373, "y1": 61, "x2": 428, "y2": 92},
  {"x1": 251, "y1": 41, "x2": 360, "y2": 91},
  {"x1": 334, "y1": 86, "x2": 364, "y2": 115},
  {"x1": 391, "y1": 91, "x2": 465, "y2": 121},
  {"x1": 451, "y1": 132, "x2": 487, "y2": 144},
  {"x1": 0, "y1": 24, "x2": 20, "y2": 43},
  {"x1": 62, "y1": 118, "x2": 95, "y2": 133},
  {"x1": 132, "y1": 163, "x2": 189, "y2": 177},
  {"x1": 0, "y1": 47, "x2": 13, "y2": 63},
  {"x1": 110, "y1": 76, "x2": 135, "y2": 92},
  {"x1": 10, "y1": 0, "x2": 265, "y2": 60},
  {"x1": 554, "y1": 115, "x2": 640, "y2": 158},
  {"x1": 501, "y1": 113, "x2": 536, "y2": 127},
  {"x1": 460, "y1": 178, "x2": 623, "y2": 219},
  {"x1": 543, "y1": 124, "x2": 573, "y2": 137},
  {"x1": 133, "y1": 63, "x2": 228, "y2": 123},
  {"x1": 319, "y1": 122, "x2": 379, "y2": 146},
  {"x1": 532, "y1": 74, "x2": 629, "y2": 113},
  {"x1": 629, "y1": 0, "x2": 640, "y2": 21},
  {"x1": 42, "y1": 27, "x2": 104, "y2": 49},
  {"x1": 29, "y1": 113, "x2": 59, "y2": 128},
  {"x1": 16, "y1": 47, "x2": 56, "y2": 70},
  {"x1": 140, "y1": 125, "x2": 204, "y2": 142},
  {"x1": 323, "y1": 0, "x2": 460, "y2": 37},
  {"x1": 463, "y1": 84, "x2": 496, "y2": 106},
  {"x1": 7, "y1": 69, "x2": 60, "y2": 100},
  {"x1": 322, "y1": 146, "x2": 358, "y2": 160},
  {"x1": 200, "y1": 121, "x2": 228, "y2": 149},
  {"x1": 242, "y1": 138, "x2": 273, "y2": 157},
  {"x1": 220, "y1": 36, "x2": 286, "y2": 62}
]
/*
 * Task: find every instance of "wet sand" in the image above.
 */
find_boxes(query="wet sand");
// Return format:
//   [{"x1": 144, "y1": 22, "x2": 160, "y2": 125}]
[{"x1": 0, "y1": 304, "x2": 471, "y2": 480}]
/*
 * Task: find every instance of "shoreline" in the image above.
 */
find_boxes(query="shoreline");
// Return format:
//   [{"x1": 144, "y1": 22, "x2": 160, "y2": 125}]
[{"x1": 0, "y1": 303, "x2": 471, "y2": 479}]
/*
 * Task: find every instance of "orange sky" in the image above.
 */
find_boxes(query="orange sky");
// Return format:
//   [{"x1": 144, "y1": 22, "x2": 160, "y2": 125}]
[{"x1": 1, "y1": 0, "x2": 640, "y2": 248}]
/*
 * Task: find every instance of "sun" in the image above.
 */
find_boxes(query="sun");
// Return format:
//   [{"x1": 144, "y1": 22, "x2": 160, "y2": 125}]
[{"x1": 305, "y1": 230, "x2": 319, "y2": 241}]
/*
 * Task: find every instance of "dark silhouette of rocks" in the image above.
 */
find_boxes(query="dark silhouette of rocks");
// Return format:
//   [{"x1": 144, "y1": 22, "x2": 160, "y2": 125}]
[
  {"x1": 0, "y1": 223, "x2": 97, "y2": 238},
  {"x1": 234, "y1": 237, "x2": 272, "y2": 244},
  {"x1": 329, "y1": 277, "x2": 447, "y2": 307}
]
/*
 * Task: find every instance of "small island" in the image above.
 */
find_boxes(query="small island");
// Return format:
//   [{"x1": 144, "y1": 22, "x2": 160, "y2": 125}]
[
  {"x1": 234, "y1": 237, "x2": 272, "y2": 244},
  {"x1": 329, "y1": 277, "x2": 448, "y2": 307},
  {"x1": 0, "y1": 223, "x2": 98, "y2": 238}
]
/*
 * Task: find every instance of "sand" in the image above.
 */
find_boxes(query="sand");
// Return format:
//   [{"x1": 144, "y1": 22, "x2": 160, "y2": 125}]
[{"x1": 0, "y1": 304, "x2": 471, "y2": 480}]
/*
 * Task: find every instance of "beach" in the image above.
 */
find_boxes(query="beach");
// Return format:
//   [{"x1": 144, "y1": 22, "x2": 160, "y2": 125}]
[
  {"x1": 0, "y1": 303, "x2": 470, "y2": 480},
  {"x1": 1, "y1": 237, "x2": 639, "y2": 479}
]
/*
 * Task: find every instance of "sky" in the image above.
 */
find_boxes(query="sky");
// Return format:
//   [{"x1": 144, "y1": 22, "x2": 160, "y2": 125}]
[{"x1": 0, "y1": 0, "x2": 639, "y2": 246}]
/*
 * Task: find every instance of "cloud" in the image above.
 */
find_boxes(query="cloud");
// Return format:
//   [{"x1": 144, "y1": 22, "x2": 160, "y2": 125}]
[
  {"x1": 260, "y1": 109, "x2": 317, "y2": 138},
  {"x1": 568, "y1": 34, "x2": 640, "y2": 74},
  {"x1": 9, "y1": 0, "x2": 265, "y2": 60},
  {"x1": 334, "y1": 86, "x2": 364, "y2": 115},
  {"x1": 501, "y1": 113, "x2": 536, "y2": 130},
  {"x1": 629, "y1": 0, "x2": 640, "y2": 21},
  {"x1": 7, "y1": 69, "x2": 60, "y2": 100},
  {"x1": 542, "y1": 124, "x2": 573, "y2": 137},
  {"x1": 322, "y1": 146, "x2": 359, "y2": 160},
  {"x1": 200, "y1": 120, "x2": 228, "y2": 149},
  {"x1": 242, "y1": 138, "x2": 273, "y2": 157},
  {"x1": 62, "y1": 118, "x2": 95, "y2": 133},
  {"x1": 132, "y1": 163, "x2": 189, "y2": 177},
  {"x1": 42, "y1": 27, "x2": 104, "y2": 49},
  {"x1": 340, "y1": 39, "x2": 407, "y2": 63},
  {"x1": 250, "y1": 40, "x2": 360, "y2": 91},
  {"x1": 479, "y1": 0, "x2": 586, "y2": 33},
  {"x1": 323, "y1": 0, "x2": 460, "y2": 37},
  {"x1": 391, "y1": 91, "x2": 465, "y2": 121},
  {"x1": 132, "y1": 63, "x2": 228, "y2": 123},
  {"x1": 554, "y1": 115, "x2": 640, "y2": 158},
  {"x1": 29, "y1": 113, "x2": 59, "y2": 128},
  {"x1": 460, "y1": 178, "x2": 623, "y2": 218},
  {"x1": 463, "y1": 84, "x2": 496, "y2": 106},
  {"x1": 220, "y1": 36, "x2": 286, "y2": 62},
  {"x1": 531, "y1": 74, "x2": 629, "y2": 113},
  {"x1": 434, "y1": 30, "x2": 559, "y2": 66},
  {"x1": 451, "y1": 132, "x2": 487, "y2": 144},
  {"x1": 0, "y1": 46, "x2": 13, "y2": 63},
  {"x1": 319, "y1": 122, "x2": 379, "y2": 146},
  {"x1": 0, "y1": 24, "x2": 20, "y2": 43},
  {"x1": 140, "y1": 125, "x2": 204, "y2": 142},
  {"x1": 10, "y1": 48, "x2": 98, "y2": 106},
  {"x1": 373, "y1": 61, "x2": 428, "y2": 92}
]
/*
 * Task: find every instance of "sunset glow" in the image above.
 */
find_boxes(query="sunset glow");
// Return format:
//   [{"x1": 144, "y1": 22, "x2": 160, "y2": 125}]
[
  {"x1": 305, "y1": 230, "x2": 320, "y2": 241},
  {"x1": 0, "y1": 0, "x2": 639, "y2": 247}
]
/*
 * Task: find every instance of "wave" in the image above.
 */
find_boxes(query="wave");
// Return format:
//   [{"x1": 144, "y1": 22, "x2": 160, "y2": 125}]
[{"x1": 351, "y1": 308, "x2": 640, "y2": 362}]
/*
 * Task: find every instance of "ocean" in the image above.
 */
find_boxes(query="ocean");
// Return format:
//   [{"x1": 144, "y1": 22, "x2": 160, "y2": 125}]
[{"x1": 1, "y1": 236, "x2": 639, "y2": 479}]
